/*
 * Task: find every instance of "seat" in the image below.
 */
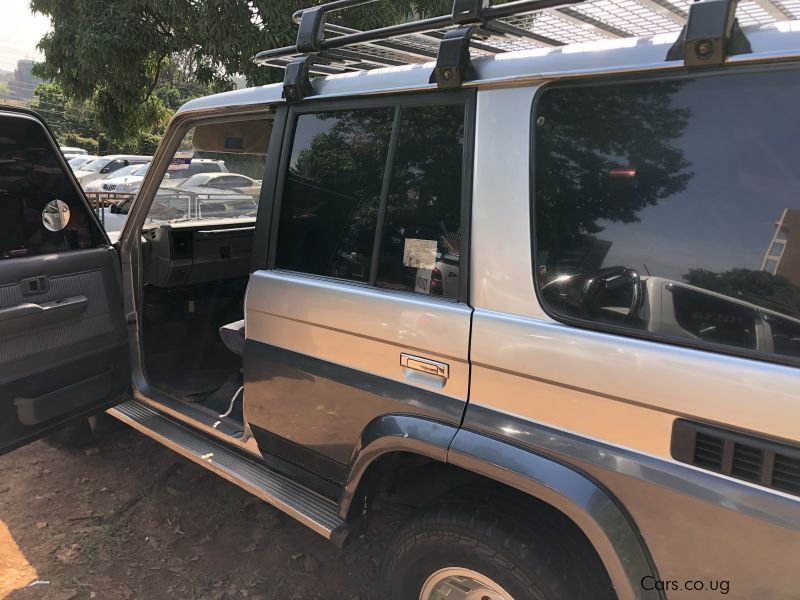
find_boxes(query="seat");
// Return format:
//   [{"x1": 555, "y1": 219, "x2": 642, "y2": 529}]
[{"x1": 219, "y1": 319, "x2": 245, "y2": 357}]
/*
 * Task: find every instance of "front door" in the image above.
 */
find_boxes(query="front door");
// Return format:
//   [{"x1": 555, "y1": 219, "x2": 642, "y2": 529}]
[
  {"x1": 0, "y1": 107, "x2": 130, "y2": 454},
  {"x1": 244, "y1": 92, "x2": 475, "y2": 483}
]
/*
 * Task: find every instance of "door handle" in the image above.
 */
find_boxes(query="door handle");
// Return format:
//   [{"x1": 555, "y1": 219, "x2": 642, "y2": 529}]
[
  {"x1": 0, "y1": 296, "x2": 88, "y2": 336},
  {"x1": 400, "y1": 353, "x2": 449, "y2": 379}
]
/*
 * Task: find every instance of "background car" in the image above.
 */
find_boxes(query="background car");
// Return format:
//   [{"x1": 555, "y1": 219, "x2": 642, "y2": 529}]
[
  {"x1": 157, "y1": 158, "x2": 229, "y2": 188},
  {"x1": 83, "y1": 163, "x2": 147, "y2": 193},
  {"x1": 60, "y1": 146, "x2": 88, "y2": 160},
  {"x1": 72, "y1": 154, "x2": 151, "y2": 187},
  {"x1": 67, "y1": 155, "x2": 99, "y2": 171}
]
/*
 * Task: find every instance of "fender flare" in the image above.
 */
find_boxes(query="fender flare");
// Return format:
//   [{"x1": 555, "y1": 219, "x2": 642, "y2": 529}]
[
  {"x1": 340, "y1": 414, "x2": 459, "y2": 519},
  {"x1": 448, "y1": 429, "x2": 661, "y2": 600}
]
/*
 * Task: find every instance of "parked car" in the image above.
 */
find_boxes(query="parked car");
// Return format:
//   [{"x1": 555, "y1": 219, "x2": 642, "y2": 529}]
[
  {"x1": 2, "y1": 1, "x2": 800, "y2": 599},
  {"x1": 60, "y1": 146, "x2": 87, "y2": 160},
  {"x1": 67, "y1": 154, "x2": 99, "y2": 171},
  {"x1": 72, "y1": 154, "x2": 151, "y2": 187},
  {"x1": 82, "y1": 163, "x2": 147, "y2": 193},
  {"x1": 157, "y1": 158, "x2": 228, "y2": 188},
  {"x1": 176, "y1": 172, "x2": 257, "y2": 190}
]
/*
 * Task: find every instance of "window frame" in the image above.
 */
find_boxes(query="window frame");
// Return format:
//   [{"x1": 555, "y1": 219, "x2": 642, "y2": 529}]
[
  {"x1": 529, "y1": 64, "x2": 800, "y2": 369},
  {"x1": 265, "y1": 90, "x2": 476, "y2": 305},
  {"x1": 0, "y1": 106, "x2": 109, "y2": 259}
]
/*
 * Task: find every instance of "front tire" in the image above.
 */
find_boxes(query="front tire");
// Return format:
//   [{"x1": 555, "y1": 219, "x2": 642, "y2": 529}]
[{"x1": 381, "y1": 488, "x2": 606, "y2": 600}]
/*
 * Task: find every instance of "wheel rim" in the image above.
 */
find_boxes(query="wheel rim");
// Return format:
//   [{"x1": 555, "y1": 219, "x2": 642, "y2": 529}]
[{"x1": 419, "y1": 567, "x2": 515, "y2": 600}]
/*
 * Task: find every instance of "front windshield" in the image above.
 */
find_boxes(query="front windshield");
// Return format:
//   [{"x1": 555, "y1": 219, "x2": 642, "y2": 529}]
[
  {"x1": 144, "y1": 122, "x2": 266, "y2": 225},
  {"x1": 132, "y1": 163, "x2": 150, "y2": 176},
  {"x1": 80, "y1": 157, "x2": 110, "y2": 173}
]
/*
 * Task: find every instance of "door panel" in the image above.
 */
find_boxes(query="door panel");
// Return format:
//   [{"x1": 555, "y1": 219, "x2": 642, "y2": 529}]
[
  {"x1": 0, "y1": 108, "x2": 129, "y2": 453},
  {"x1": 244, "y1": 271, "x2": 470, "y2": 482}
]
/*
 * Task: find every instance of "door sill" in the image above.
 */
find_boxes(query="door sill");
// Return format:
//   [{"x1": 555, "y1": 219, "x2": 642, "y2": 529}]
[
  {"x1": 132, "y1": 386, "x2": 262, "y2": 457},
  {"x1": 108, "y1": 399, "x2": 354, "y2": 544}
]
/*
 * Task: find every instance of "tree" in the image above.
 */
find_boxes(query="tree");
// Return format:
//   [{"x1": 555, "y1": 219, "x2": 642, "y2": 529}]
[
  {"x1": 30, "y1": 0, "x2": 451, "y2": 142},
  {"x1": 534, "y1": 80, "x2": 693, "y2": 275},
  {"x1": 0, "y1": 81, "x2": 10, "y2": 101}
]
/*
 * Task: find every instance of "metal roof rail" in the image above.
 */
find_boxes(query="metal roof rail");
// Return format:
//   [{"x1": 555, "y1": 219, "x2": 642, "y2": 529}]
[{"x1": 258, "y1": 0, "x2": 760, "y2": 102}]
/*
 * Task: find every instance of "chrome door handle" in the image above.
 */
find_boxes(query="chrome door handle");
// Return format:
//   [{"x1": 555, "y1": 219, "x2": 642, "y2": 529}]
[{"x1": 400, "y1": 353, "x2": 449, "y2": 379}]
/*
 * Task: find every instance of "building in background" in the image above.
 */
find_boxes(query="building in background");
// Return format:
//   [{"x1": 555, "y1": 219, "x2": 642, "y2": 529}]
[
  {"x1": 8, "y1": 59, "x2": 41, "y2": 101},
  {"x1": 762, "y1": 208, "x2": 800, "y2": 287}
]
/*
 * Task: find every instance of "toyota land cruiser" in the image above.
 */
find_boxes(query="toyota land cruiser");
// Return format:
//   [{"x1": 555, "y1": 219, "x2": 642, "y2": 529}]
[{"x1": 1, "y1": 0, "x2": 799, "y2": 598}]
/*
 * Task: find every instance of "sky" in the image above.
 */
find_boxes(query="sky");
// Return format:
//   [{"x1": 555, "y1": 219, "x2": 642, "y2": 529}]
[{"x1": 0, "y1": 0, "x2": 51, "y2": 72}]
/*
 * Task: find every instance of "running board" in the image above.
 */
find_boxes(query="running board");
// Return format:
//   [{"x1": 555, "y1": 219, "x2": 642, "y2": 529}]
[{"x1": 108, "y1": 400, "x2": 350, "y2": 544}]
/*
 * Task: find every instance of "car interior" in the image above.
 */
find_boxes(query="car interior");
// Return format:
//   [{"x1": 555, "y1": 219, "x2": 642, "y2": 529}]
[{"x1": 136, "y1": 117, "x2": 273, "y2": 435}]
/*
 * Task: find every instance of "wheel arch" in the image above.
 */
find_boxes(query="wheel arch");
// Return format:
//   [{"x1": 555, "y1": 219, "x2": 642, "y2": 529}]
[
  {"x1": 447, "y1": 429, "x2": 662, "y2": 600},
  {"x1": 342, "y1": 415, "x2": 662, "y2": 600}
]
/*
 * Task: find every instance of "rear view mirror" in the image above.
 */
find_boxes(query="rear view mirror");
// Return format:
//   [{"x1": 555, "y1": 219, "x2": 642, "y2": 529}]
[{"x1": 192, "y1": 119, "x2": 273, "y2": 155}]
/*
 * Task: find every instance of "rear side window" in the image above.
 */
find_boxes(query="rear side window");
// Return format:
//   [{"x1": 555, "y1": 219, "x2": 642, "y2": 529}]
[
  {"x1": 275, "y1": 98, "x2": 469, "y2": 300},
  {"x1": 0, "y1": 113, "x2": 101, "y2": 260},
  {"x1": 276, "y1": 108, "x2": 394, "y2": 282},
  {"x1": 533, "y1": 68, "x2": 800, "y2": 363}
]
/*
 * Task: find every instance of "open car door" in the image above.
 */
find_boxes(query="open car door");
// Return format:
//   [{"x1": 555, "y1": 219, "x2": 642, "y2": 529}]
[{"x1": 0, "y1": 107, "x2": 130, "y2": 454}]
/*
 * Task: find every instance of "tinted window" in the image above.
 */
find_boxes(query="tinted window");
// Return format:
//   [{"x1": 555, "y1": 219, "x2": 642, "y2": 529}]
[
  {"x1": 375, "y1": 105, "x2": 465, "y2": 298},
  {"x1": 0, "y1": 113, "x2": 101, "y2": 259},
  {"x1": 275, "y1": 108, "x2": 394, "y2": 282},
  {"x1": 275, "y1": 102, "x2": 467, "y2": 299},
  {"x1": 534, "y1": 69, "x2": 800, "y2": 362}
]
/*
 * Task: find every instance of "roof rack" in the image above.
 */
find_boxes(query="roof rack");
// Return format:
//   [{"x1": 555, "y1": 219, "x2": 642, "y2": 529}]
[{"x1": 256, "y1": 0, "x2": 773, "y2": 101}]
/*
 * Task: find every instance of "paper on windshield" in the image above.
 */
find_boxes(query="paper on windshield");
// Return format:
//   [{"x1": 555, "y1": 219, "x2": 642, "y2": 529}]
[{"x1": 403, "y1": 238, "x2": 437, "y2": 270}]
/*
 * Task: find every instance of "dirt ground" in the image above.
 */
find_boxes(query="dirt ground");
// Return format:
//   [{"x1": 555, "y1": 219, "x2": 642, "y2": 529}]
[{"x1": 0, "y1": 425, "x2": 406, "y2": 600}]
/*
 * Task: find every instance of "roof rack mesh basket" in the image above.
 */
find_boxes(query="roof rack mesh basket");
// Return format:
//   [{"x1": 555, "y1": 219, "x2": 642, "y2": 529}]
[{"x1": 255, "y1": 0, "x2": 794, "y2": 77}]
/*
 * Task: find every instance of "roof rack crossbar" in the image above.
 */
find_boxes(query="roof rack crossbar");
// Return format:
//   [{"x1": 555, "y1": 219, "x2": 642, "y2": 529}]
[{"x1": 255, "y1": 0, "x2": 585, "y2": 65}]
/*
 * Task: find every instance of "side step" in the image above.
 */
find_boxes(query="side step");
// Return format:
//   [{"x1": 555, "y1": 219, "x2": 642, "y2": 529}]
[{"x1": 108, "y1": 400, "x2": 349, "y2": 543}]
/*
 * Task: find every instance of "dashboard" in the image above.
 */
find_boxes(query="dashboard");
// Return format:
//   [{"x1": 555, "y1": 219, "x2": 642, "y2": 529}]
[{"x1": 141, "y1": 219, "x2": 256, "y2": 288}]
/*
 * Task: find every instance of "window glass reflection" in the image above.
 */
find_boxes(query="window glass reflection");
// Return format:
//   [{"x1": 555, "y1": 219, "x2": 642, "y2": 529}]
[
  {"x1": 275, "y1": 108, "x2": 394, "y2": 281},
  {"x1": 534, "y1": 69, "x2": 800, "y2": 362}
]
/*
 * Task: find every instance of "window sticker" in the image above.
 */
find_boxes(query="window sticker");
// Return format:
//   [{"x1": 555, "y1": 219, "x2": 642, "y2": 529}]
[{"x1": 403, "y1": 238, "x2": 437, "y2": 270}]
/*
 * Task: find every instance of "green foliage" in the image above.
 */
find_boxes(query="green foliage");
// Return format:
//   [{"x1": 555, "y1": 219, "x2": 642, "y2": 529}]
[
  {"x1": 0, "y1": 81, "x2": 10, "y2": 99},
  {"x1": 62, "y1": 132, "x2": 99, "y2": 154},
  {"x1": 535, "y1": 80, "x2": 693, "y2": 260},
  {"x1": 29, "y1": 0, "x2": 454, "y2": 143}
]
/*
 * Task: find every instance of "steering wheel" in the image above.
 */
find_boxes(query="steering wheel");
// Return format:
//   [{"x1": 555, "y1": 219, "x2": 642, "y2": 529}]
[{"x1": 576, "y1": 266, "x2": 643, "y2": 317}]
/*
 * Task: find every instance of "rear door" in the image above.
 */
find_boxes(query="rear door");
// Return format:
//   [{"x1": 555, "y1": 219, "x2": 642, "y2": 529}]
[
  {"x1": 244, "y1": 92, "x2": 475, "y2": 483},
  {"x1": 0, "y1": 107, "x2": 130, "y2": 454}
]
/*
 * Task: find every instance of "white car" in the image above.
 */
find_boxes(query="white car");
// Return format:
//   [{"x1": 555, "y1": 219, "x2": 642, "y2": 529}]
[
  {"x1": 60, "y1": 146, "x2": 88, "y2": 160},
  {"x1": 177, "y1": 172, "x2": 259, "y2": 190},
  {"x1": 72, "y1": 154, "x2": 151, "y2": 187},
  {"x1": 67, "y1": 155, "x2": 99, "y2": 171},
  {"x1": 84, "y1": 162, "x2": 150, "y2": 193}
]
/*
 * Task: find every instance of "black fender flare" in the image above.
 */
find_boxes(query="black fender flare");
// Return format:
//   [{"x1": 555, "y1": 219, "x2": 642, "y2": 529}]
[{"x1": 447, "y1": 429, "x2": 661, "y2": 600}]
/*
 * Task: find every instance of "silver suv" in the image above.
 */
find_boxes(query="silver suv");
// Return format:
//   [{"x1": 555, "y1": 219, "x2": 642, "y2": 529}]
[{"x1": 1, "y1": 0, "x2": 799, "y2": 598}]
